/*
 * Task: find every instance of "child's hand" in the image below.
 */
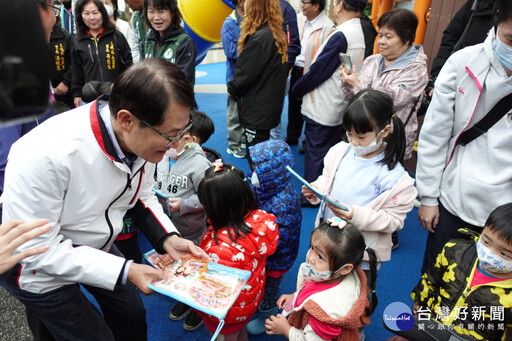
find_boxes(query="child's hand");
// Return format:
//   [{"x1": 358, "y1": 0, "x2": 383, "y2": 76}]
[
  {"x1": 168, "y1": 198, "x2": 180, "y2": 213},
  {"x1": 412, "y1": 303, "x2": 421, "y2": 318},
  {"x1": 328, "y1": 201, "x2": 354, "y2": 220},
  {"x1": 277, "y1": 293, "x2": 294, "y2": 309},
  {"x1": 301, "y1": 185, "x2": 315, "y2": 199},
  {"x1": 265, "y1": 314, "x2": 291, "y2": 337}
]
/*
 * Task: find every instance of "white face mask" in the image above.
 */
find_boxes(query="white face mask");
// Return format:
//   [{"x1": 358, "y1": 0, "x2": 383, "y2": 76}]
[
  {"x1": 301, "y1": 262, "x2": 347, "y2": 282},
  {"x1": 350, "y1": 128, "x2": 386, "y2": 156},
  {"x1": 476, "y1": 238, "x2": 512, "y2": 274},
  {"x1": 494, "y1": 30, "x2": 512, "y2": 71},
  {"x1": 104, "y1": 4, "x2": 115, "y2": 17},
  {"x1": 164, "y1": 137, "x2": 187, "y2": 159},
  {"x1": 250, "y1": 171, "x2": 260, "y2": 187}
]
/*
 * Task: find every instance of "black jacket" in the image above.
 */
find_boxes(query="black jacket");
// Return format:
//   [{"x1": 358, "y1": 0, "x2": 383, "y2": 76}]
[
  {"x1": 430, "y1": 0, "x2": 494, "y2": 78},
  {"x1": 49, "y1": 25, "x2": 74, "y2": 89},
  {"x1": 360, "y1": 13, "x2": 377, "y2": 59},
  {"x1": 49, "y1": 24, "x2": 75, "y2": 107},
  {"x1": 227, "y1": 25, "x2": 288, "y2": 130},
  {"x1": 71, "y1": 28, "x2": 133, "y2": 98}
]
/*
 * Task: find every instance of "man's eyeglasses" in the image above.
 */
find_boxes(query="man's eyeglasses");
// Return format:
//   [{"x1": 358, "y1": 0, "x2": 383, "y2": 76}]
[
  {"x1": 301, "y1": 0, "x2": 312, "y2": 4},
  {"x1": 132, "y1": 113, "x2": 193, "y2": 147},
  {"x1": 39, "y1": 2, "x2": 60, "y2": 16}
]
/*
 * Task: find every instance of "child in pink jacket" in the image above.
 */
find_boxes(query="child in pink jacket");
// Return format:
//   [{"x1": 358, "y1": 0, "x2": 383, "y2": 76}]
[{"x1": 303, "y1": 89, "x2": 417, "y2": 266}]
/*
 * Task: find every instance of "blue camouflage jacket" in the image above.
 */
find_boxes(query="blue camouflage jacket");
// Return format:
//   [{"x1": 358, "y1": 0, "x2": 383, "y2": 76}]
[{"x1": 249, "y1": 139, "x2": 302, "y2": 272}]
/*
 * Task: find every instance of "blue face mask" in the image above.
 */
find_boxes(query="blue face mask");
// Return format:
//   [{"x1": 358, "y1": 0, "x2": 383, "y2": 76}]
[
  {"x1": 493, "y1": 31, "x2": 512, "y2": 72},
  {"x1": 476, "y1": 238, "x2": 512, "y2": 274}
]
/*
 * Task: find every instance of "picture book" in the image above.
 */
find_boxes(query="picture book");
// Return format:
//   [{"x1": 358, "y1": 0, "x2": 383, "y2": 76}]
[
  {"x1": 286, "y1": 165, "x2": 349, "y2": 211},
  {"x1": 143, "y1": 251, "x2": 251, "y2": 320}
]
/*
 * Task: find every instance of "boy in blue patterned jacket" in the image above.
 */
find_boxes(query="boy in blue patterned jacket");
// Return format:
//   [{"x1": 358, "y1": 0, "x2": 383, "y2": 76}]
[{"x1": 245, "y1": 139, "x2": 302, "y2": 335}]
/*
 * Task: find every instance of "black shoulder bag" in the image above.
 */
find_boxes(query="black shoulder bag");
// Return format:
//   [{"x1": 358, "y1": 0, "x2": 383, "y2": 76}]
[{"x1": 456, "y1": 92, "x2": 512, "y2": 146}]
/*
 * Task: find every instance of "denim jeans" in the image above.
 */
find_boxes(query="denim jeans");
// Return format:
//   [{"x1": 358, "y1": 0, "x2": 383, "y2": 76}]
[
  {"x1": 260, "y1": 274, "x2": 284, "y2": 311},
  {"x1": 0, "y1": 246, "x2": 147, "y2": 341}
]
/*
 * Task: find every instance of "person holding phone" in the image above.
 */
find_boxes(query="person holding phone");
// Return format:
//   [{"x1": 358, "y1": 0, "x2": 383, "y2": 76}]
[
  {"x1": 340, "y1": 8, "x2": 428, "y2": 172},
  {"x1": 291, "y1": 0, "x2": 367, "y2": 195}
]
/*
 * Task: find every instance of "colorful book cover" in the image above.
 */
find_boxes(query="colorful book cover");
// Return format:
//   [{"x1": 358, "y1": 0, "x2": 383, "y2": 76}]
[{"x1": 144, "y1": 251, "x2": 251, "y2": 320}]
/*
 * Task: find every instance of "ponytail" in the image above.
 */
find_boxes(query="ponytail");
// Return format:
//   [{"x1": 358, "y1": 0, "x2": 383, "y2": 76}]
[
  {"x1": 343, "y1": 89, "x2": 406, "y2": 170},
  {"x1": 364, "y1": 247, "x2": 379, "y2": 316},
  {"x1": 382, "y1": 115, "x2": 405, "y2": 170}
]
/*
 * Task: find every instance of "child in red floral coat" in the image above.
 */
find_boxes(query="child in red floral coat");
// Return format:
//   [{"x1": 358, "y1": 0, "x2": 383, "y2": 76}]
[{"x1": 196, "y1": 161, "x2": 279, "y2": 340}]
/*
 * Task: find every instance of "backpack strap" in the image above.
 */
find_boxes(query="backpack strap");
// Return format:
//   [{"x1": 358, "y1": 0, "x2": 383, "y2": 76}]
[
  {"x1": 456, "y1": 92, "x2": 512, "y2": 146},
  {"x1": 452, "y1": 0, "x2": 478, "y2": 53}
]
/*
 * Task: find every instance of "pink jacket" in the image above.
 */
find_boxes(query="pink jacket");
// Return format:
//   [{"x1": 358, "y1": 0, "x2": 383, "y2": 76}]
[
  {"x1": 309, "y1": 142, "x2": 417, "y2": 262},
  {"x1": 342, "y1": 46, "x2": 428, "y2": 160}
]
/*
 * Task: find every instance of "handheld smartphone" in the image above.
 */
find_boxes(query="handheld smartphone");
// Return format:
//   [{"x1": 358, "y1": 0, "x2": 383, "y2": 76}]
[{"x1": 339, "y1": 53, "x2": 353, "y2": 74}]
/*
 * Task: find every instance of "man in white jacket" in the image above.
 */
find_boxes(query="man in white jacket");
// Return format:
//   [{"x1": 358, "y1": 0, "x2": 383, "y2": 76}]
[
  {"x1": 0, "y1": 59, "x2": 208, "y2": 340},
  {"x1": 417, "y1": 0, "x2": 512, "y2": 273}
]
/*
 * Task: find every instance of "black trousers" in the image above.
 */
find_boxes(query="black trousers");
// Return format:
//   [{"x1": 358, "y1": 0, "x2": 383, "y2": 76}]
[
  {"x1": 285, "y1": 66, "x2": 304, "y2": 143},
  {"x1": 421, "y1": 202, "x2": 481, "y2": 274}
]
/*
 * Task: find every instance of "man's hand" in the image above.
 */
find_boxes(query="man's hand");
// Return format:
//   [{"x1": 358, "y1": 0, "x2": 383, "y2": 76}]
[
  {"x1": 127, "y1": 262, "x2": 165, "y2": 295},
  {"x1": 0, "y1": 219, "x2": 51, "y2": 274},
  {"x1": 418, "y1": 205, "x2": 440, "y2": 233},
  {"x1": 265, "y1": 314, "x2": 291, "y2": 336},
  {"x1": 54, "y1": 82, "x2": 69, "y2": 96},
  {"x1": 163, "y1": 235, "x2": 211, "y2": 262}
]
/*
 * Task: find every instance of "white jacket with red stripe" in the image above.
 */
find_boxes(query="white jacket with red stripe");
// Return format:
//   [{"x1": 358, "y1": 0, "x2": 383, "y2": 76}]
[{"x1": 1, "y1": 100, "x2": 177, "y2": 294}]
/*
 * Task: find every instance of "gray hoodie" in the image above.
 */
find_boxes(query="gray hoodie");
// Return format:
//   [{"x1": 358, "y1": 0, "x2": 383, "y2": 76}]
[{"x1": 154, "y1": 143, "x2": 211, "y2": 241}]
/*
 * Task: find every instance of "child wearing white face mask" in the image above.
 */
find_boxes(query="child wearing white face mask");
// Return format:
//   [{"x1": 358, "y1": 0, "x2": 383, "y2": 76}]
[
  {"x1": 265, "y1": 218, "x2": 378, "y2": 340},
  {"x1": 393, "y1": 203, "x2": 512, "y2": 341},
  {"x1": 154, "y1": 111, "x2": 213, "y2": 331},
  {"x1": 302, "y1": 89, "x2": 417, "y2": 271}
]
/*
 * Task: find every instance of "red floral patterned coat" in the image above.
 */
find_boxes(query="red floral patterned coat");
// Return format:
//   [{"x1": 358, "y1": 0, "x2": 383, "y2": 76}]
[{"x1": 199, "y1": 209, "x2": 279, "y2": 327}]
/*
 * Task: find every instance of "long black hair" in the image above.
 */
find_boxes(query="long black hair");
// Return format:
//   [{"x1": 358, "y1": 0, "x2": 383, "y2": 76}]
[
  {"x1": 342, "y1": 88, "x2": 405, "y2": 170},
  {"x1": 198, "y1": 163, "x2": 258, "y2": 244},
  {"x1": 75, "y1": 0, "x2": 115, "y2": 37},
  {"x1": 314, "y1": 221, "x2": 379, "y2": 316}
]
